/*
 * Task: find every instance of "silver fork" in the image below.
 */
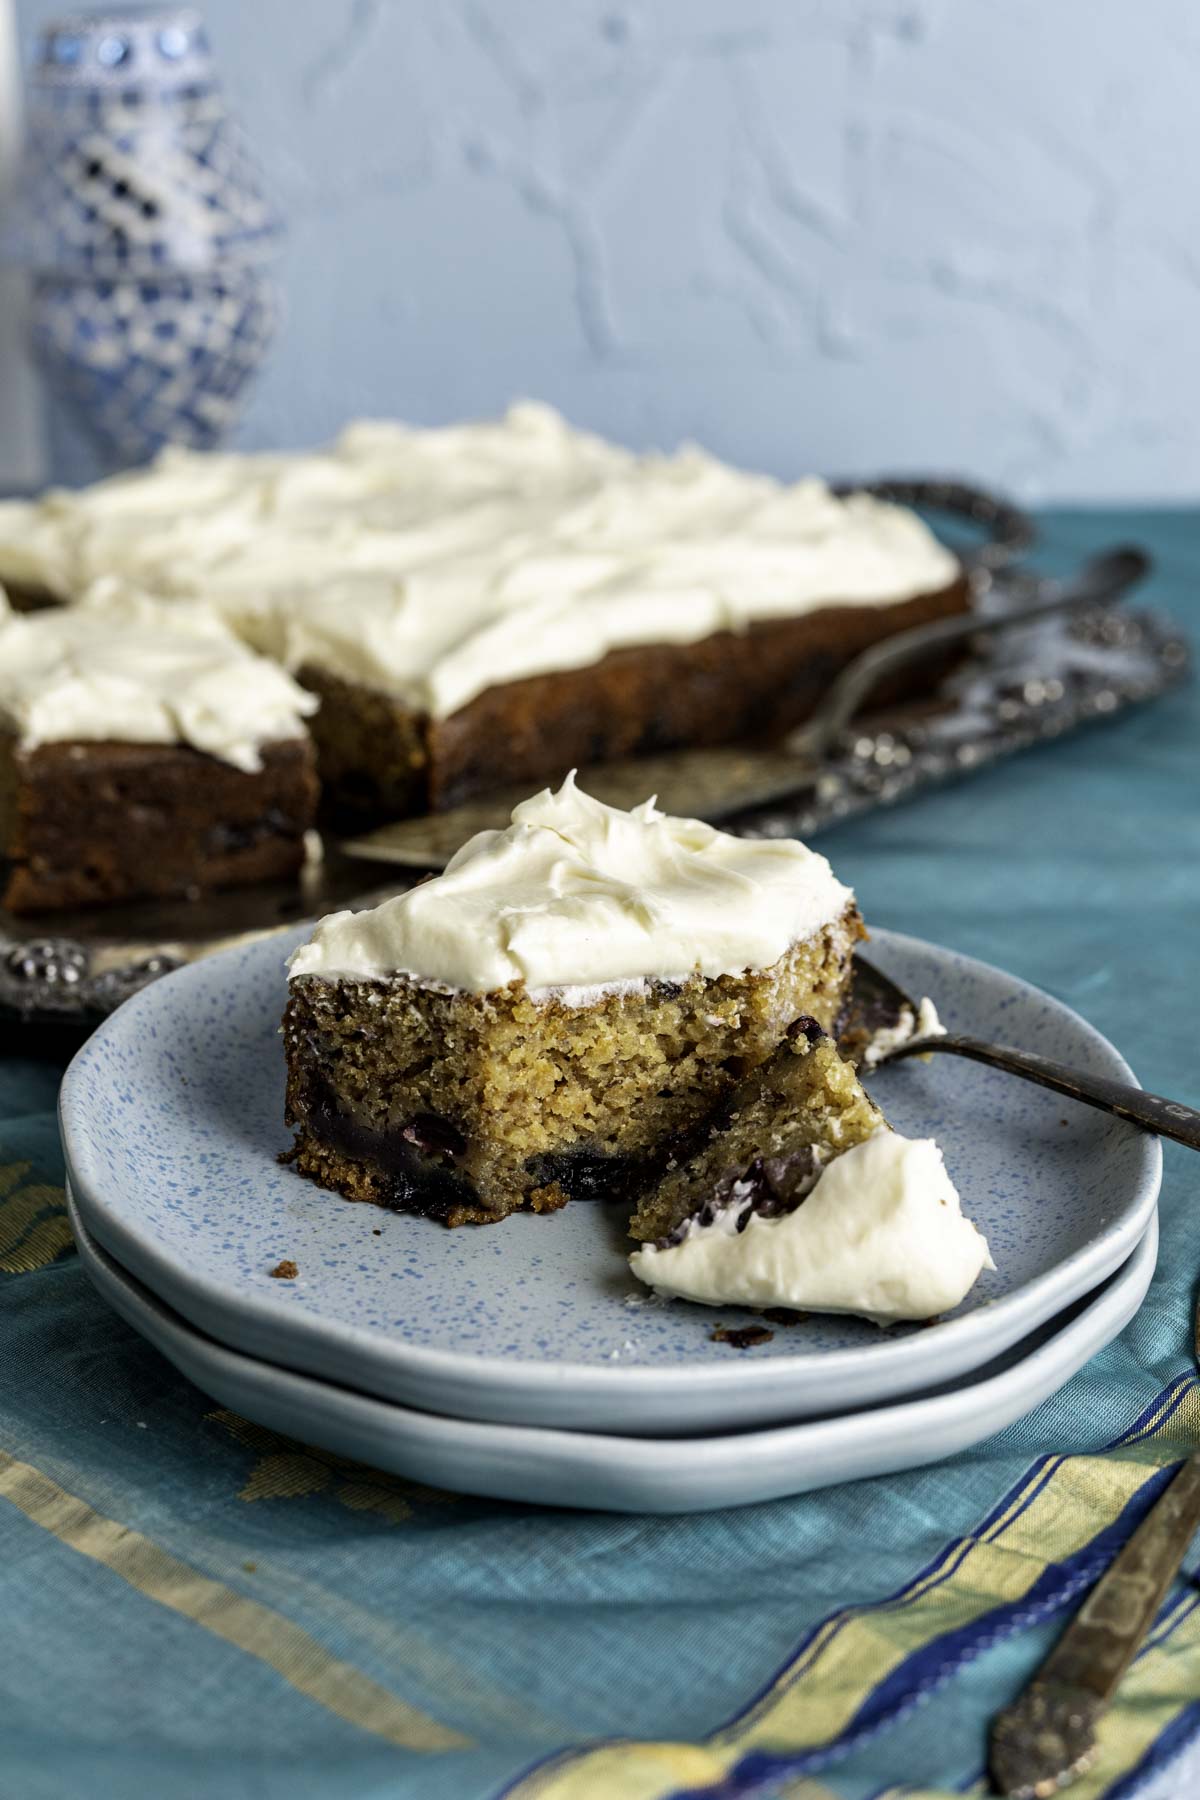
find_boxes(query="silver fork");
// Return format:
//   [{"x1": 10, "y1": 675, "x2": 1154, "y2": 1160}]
[{"x1": 849, "y1": 955, "x2": 1200, "y2": 1155}]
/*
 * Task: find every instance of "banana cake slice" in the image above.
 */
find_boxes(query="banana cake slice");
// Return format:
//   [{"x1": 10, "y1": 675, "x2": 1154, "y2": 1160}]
[{"x1": 282, "y1": 773, "x2": 865, "y2": 1226}]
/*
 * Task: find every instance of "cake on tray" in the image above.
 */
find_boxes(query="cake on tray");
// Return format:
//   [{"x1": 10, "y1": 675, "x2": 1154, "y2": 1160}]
[
  {"x1": 0, "y1": 404, "x2": 969, "y2": 824},
  {"x1": 0, "y1": 587, "x2": 319, "y2": 913},
  {"x1": 282, "y1": 774, "x2": 865, "y2": 1226}
]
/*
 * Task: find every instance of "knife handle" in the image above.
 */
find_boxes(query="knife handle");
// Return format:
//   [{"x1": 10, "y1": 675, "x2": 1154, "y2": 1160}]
[{"x1": 990, "y1": 1453, "x2": 1200, "y2": 1797}]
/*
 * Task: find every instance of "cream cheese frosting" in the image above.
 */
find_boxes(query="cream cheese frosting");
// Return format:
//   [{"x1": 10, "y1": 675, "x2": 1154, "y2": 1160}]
[
  {"x1": 3, "y1": 402, "x2": 959, "y2": 719},
  {"x1": 0, "y1": 583, "x2": 318, "y2": 770},
  {"x1": 862, "y1": 996, "x2": 947, "y2": 1069},
  {"x1": 287, "y1": 772, "x2": 853, "y2": 994},
  {"x1": 628, "y1": 1127, "x2": 993, "y2": 1323}
]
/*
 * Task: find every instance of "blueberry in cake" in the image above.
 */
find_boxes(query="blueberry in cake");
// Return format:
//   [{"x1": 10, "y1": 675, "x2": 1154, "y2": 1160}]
[
  {"x1": 282, "y1": 774, "x2": 866, "y2": 1225},
  {"x1": 0, "y1": 587, "x2": 319, "y2": 912}
]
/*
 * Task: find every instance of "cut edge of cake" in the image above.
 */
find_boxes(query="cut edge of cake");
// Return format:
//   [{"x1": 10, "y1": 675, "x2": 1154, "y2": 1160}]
[
  {"x1": 281, "y1": 903, "x2": 865, "y2": 1227},
  {"x1": 626, "y1": 1018, "x2": 883, "y2": 1245}
]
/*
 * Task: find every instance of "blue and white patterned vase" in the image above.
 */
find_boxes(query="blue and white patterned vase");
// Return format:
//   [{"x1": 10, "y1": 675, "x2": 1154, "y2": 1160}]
[{"x1": 6, "y1": 8, "x2": 281, "y2": 468}]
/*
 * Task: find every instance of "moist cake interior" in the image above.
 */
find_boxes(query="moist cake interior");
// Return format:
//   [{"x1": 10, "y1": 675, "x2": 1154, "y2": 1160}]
[
  {"x1": 283, "y1": 914, "x2": 862, "y2": 1227},
  {"x1": 628, "y1": 1022, "x2": 883, "y2": 1244}
]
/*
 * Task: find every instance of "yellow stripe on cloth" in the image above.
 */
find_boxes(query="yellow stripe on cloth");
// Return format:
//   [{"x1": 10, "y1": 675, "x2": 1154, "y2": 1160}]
[
  {"x1": 846, "y1": 1588, "x2": 1200, "y2": 1799},
  {"x1": 0, "y1": 1163, "x2": 72, "y2": 1274},
  {"x1": 510, "y1": 1746, "x2": 840, "y2": 1800},
  {"x1": 0, "y1": 1449, "x2": 470, "y2": 1752},
  {"x1": 507, "y1": 1388, "x2": 1200, "y2": 1800},
  {"x1": 1034, "y1": 1591, "x2": 1200, "y2": 1800}
]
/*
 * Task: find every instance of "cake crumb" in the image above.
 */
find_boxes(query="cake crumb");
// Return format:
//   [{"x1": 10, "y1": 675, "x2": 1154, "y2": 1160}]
[
  {"x1": 243, "y1": 1561, "x2": 257, "y2": 1574},
  {"x1": 269, "y1": 1259, "x2": 299, "y2": 1280},
  {"x1": 762, "y1": 1307, "x2": 809, "y2": 1326},
  {"x1": 1060, "y1": 1118, "x2": 1069, "y2": 1127},
  {"x1": 711, "y1": 1324, "x2": 774, "y2": 1349},
  {"x1": 372, "y1": 1229, "x2": 382, "y2": 1236}
]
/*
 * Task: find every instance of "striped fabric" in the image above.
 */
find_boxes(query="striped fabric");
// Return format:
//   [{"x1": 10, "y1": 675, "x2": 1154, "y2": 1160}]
[{"x1": 1, "y1": 507, "x2": 1198, "y2": 1800}]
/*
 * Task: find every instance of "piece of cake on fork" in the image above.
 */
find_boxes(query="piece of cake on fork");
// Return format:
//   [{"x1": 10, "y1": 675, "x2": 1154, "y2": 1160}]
[{"x1": 282, "y1": 774, "x2": 866, "y2": 1226}]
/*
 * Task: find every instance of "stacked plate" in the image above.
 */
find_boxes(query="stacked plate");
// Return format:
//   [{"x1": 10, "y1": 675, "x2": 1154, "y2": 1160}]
[{"x1": 61, "y1": 930, "x2": 1161, "y2": 1514}]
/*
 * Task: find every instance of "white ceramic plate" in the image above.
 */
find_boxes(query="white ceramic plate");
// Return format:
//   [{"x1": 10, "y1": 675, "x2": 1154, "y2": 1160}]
[
  {"x1": 61, "y1": 928, "x2": 1162, "y2": 1436},
  {"x1": 69, "y1": 1191, "x2": 1158, "y2": 1514}
]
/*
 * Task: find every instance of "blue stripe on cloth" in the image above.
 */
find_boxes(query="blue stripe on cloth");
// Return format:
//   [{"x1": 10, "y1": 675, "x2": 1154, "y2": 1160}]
[
  {"x1": 980, "y1": 1453, "x2": 1063, "y2": 1542},
  {"x1": 944, "y1": 1576, "x2": 1200, "y2": 1799},
  {"x1": 725, "y1": 1451, "x2": 1069, "y2": 1734},
  {"x1": 1140, "y1": 1586, "x2": 1200, "y2": 1652},
  {"x1": 663, "y1": 1463, "x2": 1183, "y2": 1800},
  {"x1": 729, "y1": 1392, "x2": 1192, "y2": 1744},
  {"x1": 1110, "y1": 1374, "x2": 1196, "y2": 1448},
  {"x1": 498, "y1": 1382, "x2": 1197, "y2": 1800},
  {"x1": 832, "y1": 1467, "x2": 1181, "y2": 1735}
]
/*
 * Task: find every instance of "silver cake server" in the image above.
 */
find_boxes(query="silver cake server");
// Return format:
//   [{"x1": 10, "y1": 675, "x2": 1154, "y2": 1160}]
[{"x1": 784, "y1": 545, "x2": 1148, "y2": 767}]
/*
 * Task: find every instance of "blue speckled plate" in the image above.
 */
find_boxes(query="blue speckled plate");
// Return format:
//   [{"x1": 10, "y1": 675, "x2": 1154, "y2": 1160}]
[
  {"x1": 69, "y1": 1192, "x2": 1157, "y2": 1513},
  {"x1": 60, "y1": 928, "x2": 1162, "y2": 1436}
]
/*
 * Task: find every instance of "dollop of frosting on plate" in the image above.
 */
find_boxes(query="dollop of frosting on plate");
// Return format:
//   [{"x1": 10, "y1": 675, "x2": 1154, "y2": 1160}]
[
  {"x1": 1, "y1": 401, "x2": 959, "y2": 719},
  {"x1": 0, "y1": 583, "x2": 317, "y2": 771},
  {"x1": 287, "y1": 772, "x2": 853, "y2": 994},
  {"x1": 628, "y1": 1127, "x2": 993, "y2": 1324},
  {"x1": 861, "y1": 995, "x2": 946, "y2": 1069}
]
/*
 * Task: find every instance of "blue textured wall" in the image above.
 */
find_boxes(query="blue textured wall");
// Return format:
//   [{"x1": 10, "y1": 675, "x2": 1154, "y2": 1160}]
[{"x1": 16, "y1": 0, "x2": 1200, "y2": 499}]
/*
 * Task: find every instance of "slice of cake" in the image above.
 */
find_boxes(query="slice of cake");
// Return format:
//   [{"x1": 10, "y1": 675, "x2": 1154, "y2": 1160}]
[
  {"x1": 282, "y1": 774, "x2": 865, "y2": 1226},
  {"x1": 628, "y1": 1032, "x2": 992, "y2": 1323},
  {"x1": 0, "y1": 588, "x2": 319, "y2": 912}
]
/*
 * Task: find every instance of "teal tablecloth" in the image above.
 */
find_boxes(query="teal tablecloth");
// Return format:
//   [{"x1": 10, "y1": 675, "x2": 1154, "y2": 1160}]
[{"x1": 2, "y1": 510, "x2": 1198, "y2": 1800}]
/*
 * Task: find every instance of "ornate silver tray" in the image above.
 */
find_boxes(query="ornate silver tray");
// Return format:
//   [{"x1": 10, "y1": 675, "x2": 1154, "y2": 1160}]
[{"x1": 0, "y1": 484, "x2": 1187, "y2": 1033}]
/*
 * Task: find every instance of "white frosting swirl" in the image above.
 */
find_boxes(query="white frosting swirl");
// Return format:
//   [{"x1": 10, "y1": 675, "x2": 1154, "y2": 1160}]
[
  {"x1": 1, "y1": 402, "x2": 959, "y2": 720},
  {"x1": 0, "y1": 404, "x2": 636, "y2": 604},
  {"x1": 629, "y1": 1128, "x2": 993, "y2": 1323},
  {"x1": 287, "y1": 773, "x2": 852, "y2": 994},
  {"x1": 0, "y1": 584, "x2": 318, "y2": 771}
]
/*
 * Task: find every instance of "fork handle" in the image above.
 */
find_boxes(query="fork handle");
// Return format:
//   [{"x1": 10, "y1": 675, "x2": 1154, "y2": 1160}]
[{"x1": 891, "y1": 1035, "x2": 1200, "y2": 1152}]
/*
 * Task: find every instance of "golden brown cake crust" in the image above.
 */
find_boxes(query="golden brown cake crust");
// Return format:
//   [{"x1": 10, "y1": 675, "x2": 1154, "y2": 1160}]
[
  {"x1": 302, "y1": 572, "x2": 970, "y2": 818},
  {"x1": 282, "y1": 904, "x2": 866, "y2": 1225}
]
